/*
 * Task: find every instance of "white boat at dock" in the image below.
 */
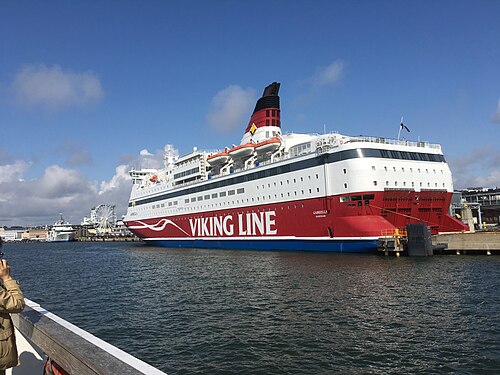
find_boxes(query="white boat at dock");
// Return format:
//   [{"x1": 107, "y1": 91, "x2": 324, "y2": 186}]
[{"x1": 47, "y1": 214, "x2": 76, "y2": 242}]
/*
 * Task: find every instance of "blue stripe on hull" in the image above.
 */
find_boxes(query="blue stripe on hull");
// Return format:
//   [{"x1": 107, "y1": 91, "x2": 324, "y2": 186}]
[{"x1": 145, "y1": 239, "x2": 378, "y2": 253}]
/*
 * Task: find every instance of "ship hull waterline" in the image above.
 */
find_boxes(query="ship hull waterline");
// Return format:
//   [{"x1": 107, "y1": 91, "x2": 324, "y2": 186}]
[{"x1": 141, "y1": 238, "x2": 378, "y2": 253}]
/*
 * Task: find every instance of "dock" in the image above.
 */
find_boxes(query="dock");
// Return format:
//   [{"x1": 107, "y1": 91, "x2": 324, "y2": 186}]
[
  {"x1": 10, "y1": 299, "x2": 167, "y2": 375},
  {"x1": 378, "y1": 225, "x2": 500, "y2": 256},
  {"x1": 432, "y1": 232, "x2": 500, "y2": 255}
]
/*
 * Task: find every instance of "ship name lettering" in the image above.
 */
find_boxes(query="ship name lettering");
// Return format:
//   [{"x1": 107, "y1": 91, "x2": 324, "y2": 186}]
[{"x1": 188, "y1": 211, "x2": 276, "y2": 237}]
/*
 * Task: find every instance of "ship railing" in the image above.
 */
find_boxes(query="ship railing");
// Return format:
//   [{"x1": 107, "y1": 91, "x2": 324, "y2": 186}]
[
  {"x1": 348, "y1": 136, "x2": 441, "y2": 149},
  {"x1": 380, "y1": 228, "x2": 408, "y2": 238},
  {"x1": 12, "y1": 298, "x2": 167, "y2": 375}
]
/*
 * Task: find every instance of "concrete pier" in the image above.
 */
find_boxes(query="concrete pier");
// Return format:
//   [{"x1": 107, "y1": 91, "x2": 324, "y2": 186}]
[{"x1": 432, "y1": 232, "x2": 500, "y2": 255}]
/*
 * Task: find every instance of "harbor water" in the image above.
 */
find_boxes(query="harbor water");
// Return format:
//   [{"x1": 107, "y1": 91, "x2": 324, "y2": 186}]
[{"x1": 4, "y1": 242, "x2": 500, "y2": 374}]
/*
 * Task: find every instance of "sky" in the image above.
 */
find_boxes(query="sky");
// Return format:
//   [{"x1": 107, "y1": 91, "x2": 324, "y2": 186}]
[{"x1": 1, "y1": 0, "x2": 499, "y2": 226}]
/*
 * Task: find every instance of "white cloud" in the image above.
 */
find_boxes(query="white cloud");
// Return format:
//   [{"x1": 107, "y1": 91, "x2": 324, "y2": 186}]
[
  {"x1": 11, "y1": 64, "x2": 104, "y2": 111},
  {"x1": 448, "y1": 145, "x2": 500, "y2": 189},
  {"x1": 99, "y1": 165, "x2": 131, "y2": 195},
  {"x1": 206, "y1": 85, "x2": 256, "y2": 132},
  {"x1": 307, "y1": 60, "x2": 345, "y2": 88},
  {"x1": 0, "y1": 160, "x2": 30, "y2": 184},
  {"x1": 0, "y1": 146, "x2": 170, "y2": 226},
  {"x1": 493, "y1": 98, "x2": 500, "y2": 123}
]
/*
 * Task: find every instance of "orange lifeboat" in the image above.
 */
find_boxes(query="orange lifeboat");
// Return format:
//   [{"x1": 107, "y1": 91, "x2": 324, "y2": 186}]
[
  {"x1": 207, "y1": 151, "x2": 230, "y2": 166},
  {"x1": 255, "y1": 137, "x2": 281, "y2": 154},
  {"x1": 149, "y1": 174, "x2": 158, "y2": 183},
  {"x1": 228, "y1": 143, "x2": 255, "y2": 159}
]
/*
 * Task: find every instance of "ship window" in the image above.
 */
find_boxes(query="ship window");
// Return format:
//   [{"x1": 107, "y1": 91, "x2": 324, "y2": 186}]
[
  {"x1": 212, "y1": 193, "x2": 217, "y2": 198},
  {"x1": 317, "y1": 188, "x2": 320, "y2": 192},
  {"x1": 287, "y1": 180, "x2": 289, "y2": 184},
  {"x1": 386, "y1": 181, "x2": 389, "y2": 186},
  {"x1": 403, "y1": 182, "x2": 406, "y2": 186},
  {"x1": 266, "y1": 119, "x2": 269, "y2": 126},
  {"x1": 384, "y1": 166, "x2": 387, "y2": 171},
  {"x1": 266, "y1": 131, "x2": 269, "y2": 138},
  {"x1": 373, "y1": 181, "x2": 377, "y2": 186},
  {"x1": 174, "y1": 201, "x2": 178, "y2": 205},
  {"x1": 343, "y1": 169, "x2": 347, "y2": 174},
  {"x1": 205, "y1": 195, "x2": 210, "y2": 200},
  {"x1": 293, "y1": 178, "x2": 296, "y2": 183},
  {"x1": 316, "y1": 174, "x2": 319, "y2": 179},
  {"x1": 228, "y1": 190, "x2": 235, "y2": 196},
  {"x1": 309, "y1": 189, "x2": 312, "y2": 193},
  {"x1": 272, "y1": 119, "x2": 276, "y2": 126},
  {"x1": 301, "y1": 190, "x2": 304, "y2": 194},
  {"x1": 412, "y1": 182, "x2": 415, "y2": 187},
  {"x1": 372, "y1": 166, "x2": 376, "y2": 171},
  {"x1": 266, "y1": 110, "x2": 270, "y2": 117},
  {"x1": 287, "y1": 192, "x2": 290, "y2": 196},
  {"x1": 300, "y1": 177, "x2": 303, "y2": 182},
  {"x1": 161, "y1": 203, "x2": 165, "y2": 207},
  {"x1": 272, "y1": 110, "x2": 276, "y2": 116},
  {"x1": 220, "y1": 191, "x2": 226, "y2": 197},
  {"x1": 344, "y1": 183, "x2": 348, "y2": 188},
  {"x1": 395, "y1": 182, "x2": 398, "y2": 186},
  {"x1": 237, "y1": 188, "x2": 244, "y2": 194},
  {"x1": 191, "y1": 198, "x2": 196, "y2": 202},
  {"x1": 197, "y1": 196, "x2": 203, "y2": 201},
  {"x1": 363, "y1": 194, "x2": 375, "y2": 200}
]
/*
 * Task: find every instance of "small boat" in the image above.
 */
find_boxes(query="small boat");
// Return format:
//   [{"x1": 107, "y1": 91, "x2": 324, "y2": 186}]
[
  {"x1": 255, "y1": 137, "x2": 281, "y2": 154},
  {"x1": 207, "y1": 152, "x2": 230, "y2": 166},
  {"x1": 228, "y1": 143, "x2": 255, "y2": 159}
]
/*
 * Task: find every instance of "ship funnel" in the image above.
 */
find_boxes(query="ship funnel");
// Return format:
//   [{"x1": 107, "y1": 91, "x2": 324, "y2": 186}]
[{"x1": 242, "y1": 82, "x2": 281, "y2": 143}]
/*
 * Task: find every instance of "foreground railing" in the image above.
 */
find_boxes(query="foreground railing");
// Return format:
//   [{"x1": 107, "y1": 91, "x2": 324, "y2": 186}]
[{"x1": 11, "y1": 299, "x2": 167, "y2": 375}]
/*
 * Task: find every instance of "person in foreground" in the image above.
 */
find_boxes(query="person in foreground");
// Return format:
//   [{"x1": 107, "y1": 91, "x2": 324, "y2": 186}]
[{"x1": 0, "y1": 258, "x2": 25, "y2": 375}]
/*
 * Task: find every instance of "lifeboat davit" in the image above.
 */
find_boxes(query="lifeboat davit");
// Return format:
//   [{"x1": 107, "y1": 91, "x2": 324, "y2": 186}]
[
  {"x1": 228, "y1": 143, "x2": 255, "y2": 159},
  {"x1": 255, "y1": 137, "x2": 281, "y2": 154},
  {"x1": 207, "y1": 152, "x2": 230, "y2": 166}
]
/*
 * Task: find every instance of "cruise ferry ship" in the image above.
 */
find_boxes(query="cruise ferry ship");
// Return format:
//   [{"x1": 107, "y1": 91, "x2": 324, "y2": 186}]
[{"x1": 123, "y1": 82, "x2": 467, "y2": 252}]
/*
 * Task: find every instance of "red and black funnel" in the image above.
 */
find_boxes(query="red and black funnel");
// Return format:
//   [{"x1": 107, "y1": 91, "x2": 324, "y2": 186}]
[{"x1": 245, "y1": 82, "x2": 281, "y2": 134}]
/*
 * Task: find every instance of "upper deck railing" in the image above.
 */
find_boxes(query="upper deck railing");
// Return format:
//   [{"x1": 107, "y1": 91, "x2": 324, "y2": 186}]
[{"x1": 347, "y1": 136, "x2": 441, "y2": 150}]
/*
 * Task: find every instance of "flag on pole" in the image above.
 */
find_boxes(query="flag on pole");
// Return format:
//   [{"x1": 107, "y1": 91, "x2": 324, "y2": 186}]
[{"x1": 400, "y1": 119, "x2": 410, "y2": 132}]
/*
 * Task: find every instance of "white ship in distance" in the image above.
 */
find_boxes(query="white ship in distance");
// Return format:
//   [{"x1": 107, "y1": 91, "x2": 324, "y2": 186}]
[{"x1": 47, "y1": 214, "x2": 76, "y2": 242}]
